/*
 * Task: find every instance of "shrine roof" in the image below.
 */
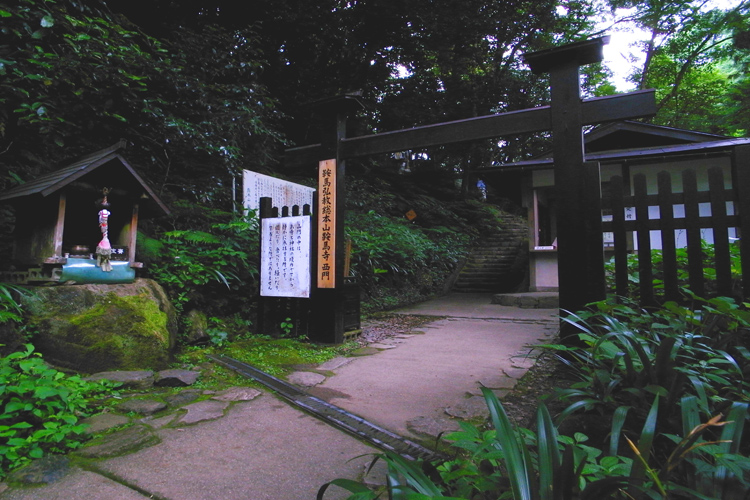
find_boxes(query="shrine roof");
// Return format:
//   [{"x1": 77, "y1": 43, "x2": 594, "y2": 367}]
[
  {"x1": 0, "y1": 140, "x2": 170, "y2": 217},
  {"x1": 476, "y1": 135, "x2": 750, "y2": 174},
  {"x1": 475, "y1": 121, "x2": 750, "y2": 174}
]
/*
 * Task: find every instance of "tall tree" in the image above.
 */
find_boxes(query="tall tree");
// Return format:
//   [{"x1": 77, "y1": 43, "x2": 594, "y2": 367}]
[
  {"x1": 0, "y1": 0, "x2": 280, "y2": 206},
  {"x1": 105, "y1": 0, "x2": 601, "y2": 168},
  {"x1": 601, "y1": 0, "x2": 750, "y2": 131}
]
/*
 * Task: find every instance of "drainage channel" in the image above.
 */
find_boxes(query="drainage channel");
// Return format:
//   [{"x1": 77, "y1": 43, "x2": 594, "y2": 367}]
[{"x1": 207, "y1": 354, "x2": 443, "y2": 462}]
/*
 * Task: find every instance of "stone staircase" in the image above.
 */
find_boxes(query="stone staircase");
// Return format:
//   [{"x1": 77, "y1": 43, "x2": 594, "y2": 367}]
[{"x1": 452, "y1": 214, "x2": 529, "y2": 293}]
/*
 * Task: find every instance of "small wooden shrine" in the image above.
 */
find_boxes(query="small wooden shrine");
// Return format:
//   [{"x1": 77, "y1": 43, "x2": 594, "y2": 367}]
[{"x1": 0, "y1": 140, "x2": 170, "y2": 284}]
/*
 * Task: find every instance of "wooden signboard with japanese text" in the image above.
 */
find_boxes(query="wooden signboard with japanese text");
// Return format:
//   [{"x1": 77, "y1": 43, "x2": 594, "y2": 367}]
[
  {"x1": 317, "y1": 159, "x2": 337, "y2": 288},
  {"x1": 243, "y1": 170, "x2": 315, "y2": 213}
]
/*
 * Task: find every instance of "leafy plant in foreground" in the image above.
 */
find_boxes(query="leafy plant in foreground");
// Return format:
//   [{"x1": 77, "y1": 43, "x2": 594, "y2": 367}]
[
  {"x1": 0, "y1": 283, "x2": 32, "y2": 325},
  {"x1": 0, "y1": 345, "x2": 116, "y2": 478},
  {"x1": 318, "y1": 389, "x2": 634, "y2": 500},
  {"x1": 319, "y1": 389, "x2": 750, "y2": 500},
  {"x1": 547, "y1": 295, "x2": 750, "y2": 431}
]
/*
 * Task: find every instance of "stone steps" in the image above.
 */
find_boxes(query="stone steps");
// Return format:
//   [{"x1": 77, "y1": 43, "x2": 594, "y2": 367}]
[
  {"x1": 452, "y1": 214, "x2": 528, "y2": 293},
  {"x1": 492, "y1": 292, "x2": 559, "y2": 309}
]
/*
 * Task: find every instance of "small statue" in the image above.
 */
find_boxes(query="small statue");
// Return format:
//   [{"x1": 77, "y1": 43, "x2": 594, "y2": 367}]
[{"x1": 96, "y1": 188, "x2": 113, "y2": 272}]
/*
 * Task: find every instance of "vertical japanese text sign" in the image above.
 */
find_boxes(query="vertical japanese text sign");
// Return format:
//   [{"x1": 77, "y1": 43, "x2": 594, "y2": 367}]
[
  {"x1": 260, "y1": 216, "x2": 311, "y2": 298},
  {"x1": 317, "y1": 159, "x2": 336, "y2": 288}
]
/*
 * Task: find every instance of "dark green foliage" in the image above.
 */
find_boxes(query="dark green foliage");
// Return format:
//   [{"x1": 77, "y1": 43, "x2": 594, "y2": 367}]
[
  {"x1": 0, "y1": 284, "x2": 30, "y2": 326},
  {"x1": 605, "y1": 240, "x2": 743, "y2": 300},
  {"x1": 550, "y1": 296, "x2": 750, "y2": 427},
  {"x1": 346, "y1": 209, "x2": 470, "y2": 312},
  {"x1": 0, "y1": 0, "x2": 280, "y2": 204},
  {"x1": 0, "y1": 344, "x2": 115, "y2": 478},
  {"x1": 140, "y1": 202, "x2": 260, "y2": 319},
  {"x1": 320, "y1": 380, "x2": 750, "y2": 500},
  {"x1": 347, "y1": 210, "x2": 468, "y2": 280}
]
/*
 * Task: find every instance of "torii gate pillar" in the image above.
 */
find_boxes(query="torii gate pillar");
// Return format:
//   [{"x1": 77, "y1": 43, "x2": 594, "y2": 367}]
[
  {"x1": 310, "y1": 95, "x2": 365, "y2": 344},
  {"x1": 525, "y1": 39, "x2": 609, "y2": 342}
]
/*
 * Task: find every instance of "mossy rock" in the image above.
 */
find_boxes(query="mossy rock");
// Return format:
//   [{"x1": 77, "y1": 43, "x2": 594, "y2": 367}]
[{"x1": 23, "y1": 279, "x2": 177, "y2": 373}]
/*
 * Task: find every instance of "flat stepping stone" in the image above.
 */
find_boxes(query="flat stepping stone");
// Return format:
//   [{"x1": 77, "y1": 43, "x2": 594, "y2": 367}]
[
  {"x1": 116, "y1": 398, "x2": 167, "y2": 416},
  {"x1": 164, "y1": 389, "x2": 202, "y2": 407},
  {"x1": 368, "y1": 343, "x2": 397, "y2": 349},
  {"x1": 444, "y1": 397, "x2": 489, "y2": 420},
  {"x1": 501, "y1": 367, "x2": 529, "y2": 379},
  {"x1": 350, "y1": 347, "x2": 379, "y2": 356},
  {"x1": 474, "y1": 376, "x2": 518, "y2": 390},
  {"x1": 81, "y1": 412, "x2": 130, "y2": 434},
  {"x1": 176, "y1": 400, "x2": 229, "y2": 425},
  {"x1": 492, "y1": 293, "x2": 559, "y2": 309},
  {"x1": 406, "y1": 415, "x2": 460, "y2": 439},
  {"x1": 84, "y1": 371, "x2": 154, "y2": 390},
  {"x1": 287, "y1": 371, "x2": 326, "y2": 387},
  {"x1": 155, "y1": 369, "x2": 200, "y2": 387},
  {"x1": 77, "y1": 425, "x2": 159, "y2": 459},
  {"x1": 317, "y1": 357, "x2": 354, "y2": 371},
  {"x1": 467, "y1": 387, "x2": 512, "y2": 399},
  {"x1": 211, "y1": 387, "x2": 262, "y2": 402},
  {"x1": 142, "y1": 413, "x2": 178, "y2": 429},
  {"x1": 6, "y1": 455, "x2": 70, "y2": 485},
  {"x1": 510, "y1": 357, "x2": 536, "y2": 370}
]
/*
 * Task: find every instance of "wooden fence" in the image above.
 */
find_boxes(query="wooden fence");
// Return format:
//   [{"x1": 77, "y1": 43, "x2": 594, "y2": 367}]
[{"x1": 601, "y1": 164, "x2": 750, "y2": 306}]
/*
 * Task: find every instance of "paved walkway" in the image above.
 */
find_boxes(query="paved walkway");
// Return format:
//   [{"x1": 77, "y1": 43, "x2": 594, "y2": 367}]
[{"x1": 0, "y1": 294, "x2": 557, "y2": 500}]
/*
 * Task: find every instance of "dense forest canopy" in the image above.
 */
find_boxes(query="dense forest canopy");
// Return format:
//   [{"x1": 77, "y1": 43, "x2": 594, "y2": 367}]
[
  {"x1": 2, "y1": 0, "x2": 748, "y2": 203},
  {"x1": 0, "y1": 0, "x2": 748, "y2": 328}
]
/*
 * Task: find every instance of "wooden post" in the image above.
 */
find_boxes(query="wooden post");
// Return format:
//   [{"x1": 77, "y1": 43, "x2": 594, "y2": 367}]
[
  {"x1": 610, "y1": 175, "x2": 629, "y2": 297},
  {"x1": 708, "y1": 167, "x2": 732, "y2": 297},
  {"x1": 732, "y1": 145, "x2": 750, "y2": 301},
  {"x1": 310, "y1": 95, "x2": 364, "y2": 344},
  {"x1": 657, "y1": 171, "x2": 679, "y2": 302},
  {"x1": 683, "y1": 169, "x2": 705, "y2": 298},
  {"x1": 128, "y1": 203, "x2": 139, "y2": 267},
  {"x1": 258, "y1": 196, "x2": 273, "y2": 336},
  {"x1": 53, "y1": 192, "x2": 66, "y2": 259},
  {"x1": 525, "y1": 38, "x2": 608, "y2": 343}
]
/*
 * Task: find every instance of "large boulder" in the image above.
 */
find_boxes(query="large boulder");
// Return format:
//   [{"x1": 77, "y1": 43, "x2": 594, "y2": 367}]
[{"x1": 22, "y1": 279, "x2": 177, "y2": 373}]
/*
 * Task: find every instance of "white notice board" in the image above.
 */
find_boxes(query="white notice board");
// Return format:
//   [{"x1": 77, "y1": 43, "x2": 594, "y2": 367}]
[
  {"x1": 244, "y1": 170, "x2": 315, "y2": 212},
  {"x1": 260, "y1": 216, "x2": 311, "y2": 298}
]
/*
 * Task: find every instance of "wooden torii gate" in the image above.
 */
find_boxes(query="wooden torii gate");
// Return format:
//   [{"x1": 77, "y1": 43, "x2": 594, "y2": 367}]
[{"x1": 287, "y1": 36, "x2": 656, "y2": 344}]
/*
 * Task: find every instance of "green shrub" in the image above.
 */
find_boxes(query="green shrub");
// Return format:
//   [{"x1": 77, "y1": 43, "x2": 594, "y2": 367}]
[
  {"x1": 0, "y1": 283, "x2": 31, "y2": 326},
  {"x1": 605, "y1": 240, "x2": 743, "y2": 300},
  {"x1": 346, "y1": 210, "x2": 469, "y2": 294},
  {"x1": 542, "y1": 296, "x2": 750, "y2": 497},
  {"x1": 549, "y1": 296, "x2": 750, "y2": 427},
  {"x1": 0, "y1": 345, "x2": 114, "y2": 478},
  {"x1": 319, "y1": 390, "x2": 750, "y2": 500},
  {"x1": 141, "y1": 203, "x2": 260, "y2": 319}
]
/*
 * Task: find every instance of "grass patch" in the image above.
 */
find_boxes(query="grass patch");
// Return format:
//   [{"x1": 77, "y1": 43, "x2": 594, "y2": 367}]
[{"x1": 176, "y1": 336, "x2": 353, "y2": 389}]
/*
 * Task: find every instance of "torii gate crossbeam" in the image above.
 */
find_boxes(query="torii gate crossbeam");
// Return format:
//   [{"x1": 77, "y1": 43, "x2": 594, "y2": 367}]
[
  {"x1": 293, "y1": 36, "x2": 656, "y2": 344},
  {"x1": 286, "y1": 90, "x2": 654, "y2": 166}
]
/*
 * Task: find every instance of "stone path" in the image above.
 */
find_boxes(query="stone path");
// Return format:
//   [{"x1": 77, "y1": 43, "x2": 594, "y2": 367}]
[{"x1": 0, "y1": 294, "x2": 558, "y2": 500}]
